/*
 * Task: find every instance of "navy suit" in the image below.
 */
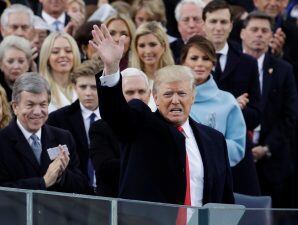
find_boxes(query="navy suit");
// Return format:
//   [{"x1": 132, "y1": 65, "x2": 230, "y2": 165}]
[
  {"x1": 47, "y1": 100, "x2": 90, "y2": 182},
  {"x1": 214, "y1": 43, "x2": 261, "y2": 196},
  {"x1": 97, "y1": 74, "x2": 234, "y2": 205},
  {"x1": 256, "y1": 53, "x2": 298, "y2": 207},
  {"x1": 0, "y1": 120, "x2": 88, "y2": 193}
]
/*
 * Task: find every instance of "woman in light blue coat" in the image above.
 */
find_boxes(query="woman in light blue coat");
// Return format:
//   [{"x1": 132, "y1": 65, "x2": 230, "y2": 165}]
[{"x1": 180, "y1": 35, "x2": 246, "y2": 166}]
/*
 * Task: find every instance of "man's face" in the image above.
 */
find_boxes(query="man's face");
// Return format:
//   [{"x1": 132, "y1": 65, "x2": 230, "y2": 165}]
[
  {"x1": 12, "y1": 91, "x2": 49, "y2": 133},
  {"x1": 1, "y1": 12, "x2": 33, "y2": 40},
  {"x1": 74, "y1": 76, "x2": 98, "y2": 111},
  {"x1": 122, "y1": 75, "x2": 151, "y2": 104},
  {"x1": 241, "y1": 18, "x2": 272, "y2": 55},
  {"x1": 154, "y1": 80, "x2": 195, "y2": 126},
  {"x1": 253, "y1": 0, "x2": 289, "y2": 18},
  {"x1": 39, "y1": 0, "x2": 67, "y2": 16},
  {"x1": 203, "y1": 9, "x2": 233, "y2": 49},
  {"x1": 178, "y1": 3, "x2": 204, "y2": 42}
]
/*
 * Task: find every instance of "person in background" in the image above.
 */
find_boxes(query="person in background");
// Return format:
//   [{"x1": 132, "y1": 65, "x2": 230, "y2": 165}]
[
  {"x1": 39, "y1": 32, "x2": 81, "y2": 112},
  {"x1": 0, "y1": 85, "x2": 12, "y2": 130},
  {"x1": 31, "y1": 16, "x2": 53, "y2": 53},
  {"x1": 0, "y1": 4, "x2": 34, "y2": 41},
  {"x1": 74, "y1": 20, "x2": 102, "y2": 61},
  {"x1": 130, "y1": 21, "x2": 174, "y2": 90},
  {"x1": 90, "y1": 67, "x2": 152, "y2": 197},
  {"x1": 104, "y1": 14, "x2": 135, "y2": 71},
  {"x1": 241, "y1": 10, "x2": 298, "y2": 207},
  {"x1": 131, "y1": 0, "x2": 167, "y2": 28},
  {"x1": 0, "y1": 35, "x2": 32, "y2": 102},
  {"x1": 47, "y1": 59, "x2": 103, "y2": 194},
  {"x1": 171, "y1": 0, "x2": 205, "y2": 62},
  {"x1": 66, "y1": 0, "x2": 86, "y2": 20},
  {"x1": 181, "y1": 35, "x2": 246, "y2": 167}
]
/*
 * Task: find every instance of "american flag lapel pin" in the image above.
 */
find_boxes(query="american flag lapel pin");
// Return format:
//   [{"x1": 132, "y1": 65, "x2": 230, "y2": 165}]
[{"x1": 268, "y1": 68, "x2": 273, "y2": 75}]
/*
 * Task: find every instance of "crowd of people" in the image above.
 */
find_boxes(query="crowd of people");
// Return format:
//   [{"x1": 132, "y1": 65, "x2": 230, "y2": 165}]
[{"x1": 0, "y1": 0, "x2": 298, "y2": 218}]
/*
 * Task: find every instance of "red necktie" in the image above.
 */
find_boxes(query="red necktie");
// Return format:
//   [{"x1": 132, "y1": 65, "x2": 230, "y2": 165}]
[{"x1": 176, "y1": 126, "x2": 191, "y2": 225}]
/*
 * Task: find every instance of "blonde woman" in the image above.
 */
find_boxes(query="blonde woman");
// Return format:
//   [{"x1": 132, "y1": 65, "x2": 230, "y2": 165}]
[
  {"x1": 104, "y1": 14, "x2": 135, "y2": 71},
  {"x1": 0, "y1": 85, "x2": 12, "y2": 130},
  {"x1": 39, "y1": 32, "x2": 81, "y2": 112},
  {"x1": 130, "y1": 21, "x2": 174, "y2": 84}
]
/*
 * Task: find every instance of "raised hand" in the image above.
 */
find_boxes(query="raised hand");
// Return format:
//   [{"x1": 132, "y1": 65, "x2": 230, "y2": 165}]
[{"x1": 89, "y1": 24, "x2": 125, "y2": 75}]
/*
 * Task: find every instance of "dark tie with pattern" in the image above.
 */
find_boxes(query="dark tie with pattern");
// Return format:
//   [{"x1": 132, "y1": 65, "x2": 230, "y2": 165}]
[
  {"x1": 88, "y1": 113, "x2": 96, "y2": 188},
  {"x1": 30, "y1": 134, "x2": 42, "y2": 164},
  {"x1": 213, "y1": 53, "x2": 223, "y2": 80}
]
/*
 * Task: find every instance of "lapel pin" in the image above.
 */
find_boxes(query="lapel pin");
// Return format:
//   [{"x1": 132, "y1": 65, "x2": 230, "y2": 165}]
[{"x1": 268, "y1": 68, "x2": 273, "y2": 75}]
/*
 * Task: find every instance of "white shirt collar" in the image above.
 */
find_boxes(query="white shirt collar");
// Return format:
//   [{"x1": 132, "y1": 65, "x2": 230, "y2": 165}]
[
  {"x1": 216, "y1": 42, "x2": 229, "y2": 56},
  {"x1": 42, "y1": 11, "x2": 66, "y2": 25},
  {"x1": 17, "y1": 119, "x2": 42, "y2": 141},
  {"x1": 80, "y1": 103, "x2": 101, "y2": 120},
  {"x1": 257, "y1": 53, "x2": 265, "y2": 71}
]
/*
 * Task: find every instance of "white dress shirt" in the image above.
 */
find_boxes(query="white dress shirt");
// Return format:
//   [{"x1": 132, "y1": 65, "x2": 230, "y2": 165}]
[
  {"x1": 180, "y1": 120, "x2": 204, "y2": 207},
  {"x1": 42, "y1": 11, "x2": 66, "y2": 31},
  {"x1": 17, "y1": 119, "x2": 42, "y2": 147},
  {"x1": 80, "y1": 103, "x2": 101, "y2": 142},
  {"x1": 216, "y1": 42, "x2": 229, "y2": 72}
]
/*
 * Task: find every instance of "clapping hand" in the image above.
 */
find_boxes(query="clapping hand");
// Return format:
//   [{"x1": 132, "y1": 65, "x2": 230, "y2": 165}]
[{"x1": 89, "y1": 24, "x2": 125, "y2": 75}]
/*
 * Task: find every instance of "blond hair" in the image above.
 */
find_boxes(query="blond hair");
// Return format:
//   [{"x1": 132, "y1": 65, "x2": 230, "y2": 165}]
[
  {"x1": 130, "y1": 21, "x2": 174, "y2": 76},
  {"x1": 0, "y1": 85, "x2": 12, "y2": 129},
  {"x1": 153, "y1": 65, "x2": 196, "y2": 95},
  {"x1": 39, "y1": 32, "x2": 81, "y2": 108}
]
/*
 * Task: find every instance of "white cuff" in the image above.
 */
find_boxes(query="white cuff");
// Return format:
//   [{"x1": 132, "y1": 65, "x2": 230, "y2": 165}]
[{"x1": 99, "y1": 70, "x2": 120, "y2": 87}]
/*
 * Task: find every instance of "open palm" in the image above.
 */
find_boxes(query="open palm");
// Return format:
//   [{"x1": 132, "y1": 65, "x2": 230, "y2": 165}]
[{"x1": 89, "y1": 24, "x2": 125, "y2": 74}]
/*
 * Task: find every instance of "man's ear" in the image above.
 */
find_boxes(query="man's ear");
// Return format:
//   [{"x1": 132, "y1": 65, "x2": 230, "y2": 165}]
[
  {"x1": 240, "y1": 28, "x2": 245, "y2": 41},
  {"x1": 11, "y1": 102, "x2": 18, "y2": 116},
  {"x1": 153, "y1": 93, "x2": 159, "y2": 106}
]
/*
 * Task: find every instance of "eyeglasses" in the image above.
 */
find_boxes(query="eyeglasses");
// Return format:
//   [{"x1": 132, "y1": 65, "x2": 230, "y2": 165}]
[{"x1": 7, "y1": 24, "x2": 31, "y2": 31}]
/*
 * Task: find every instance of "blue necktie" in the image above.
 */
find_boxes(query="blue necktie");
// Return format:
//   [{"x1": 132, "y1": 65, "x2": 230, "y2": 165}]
[
  {"x1": 53, "y1": 20, "x2": 61, "y2": 31},
  {"x1": 88, "y1": 113, "x2": 96, "y2": 188},
  {"x1": 30, "y1": 134, "x2": 42, "y2": 164}
]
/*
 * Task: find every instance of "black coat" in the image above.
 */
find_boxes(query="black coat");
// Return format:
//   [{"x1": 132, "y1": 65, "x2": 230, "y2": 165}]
[
  {"x1": 97, "y1": 74, "x2": 234, "y2": 205},
  {"x1": 0, "y1": 120, "x2": 88, "y2": 193},
  {"x1": 214, "y1": 43, "x2": 261, "y2": 130},
  {"x1": 47, "y1": 100, "x2": 89, "y2": 179},
  {"x1": 89, "y1": 119, "x2": 120, "y2": 197}
]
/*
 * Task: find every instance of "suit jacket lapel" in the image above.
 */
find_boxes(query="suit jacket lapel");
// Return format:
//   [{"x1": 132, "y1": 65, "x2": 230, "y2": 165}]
[
  {"x1": 11, "y1": 121, "x2": 41, "y2": 173},
  {"x1": 40, "y1": 125, "x2": 55, "y2": 174},
  {"x1": 261, "y1": 53, "x2": 273, "y2": 111},
  {"x1": 69, "y1": 101, "x2": 88, "y2": 148},
  {"x1": 189, "y1": 118, "x2": 212, "y2": 205},
  {"x1": 219, "y1": 45, "x2": 240, "y2": 82}
]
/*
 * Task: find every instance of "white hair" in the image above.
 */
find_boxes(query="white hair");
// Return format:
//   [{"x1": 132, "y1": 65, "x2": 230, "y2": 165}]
[
  {"x1": 121, "y1": 68, "x2": 150, "y2": 88},
  {"x1": 175, "y1": 0, "x2": 205, "y2": 21},
  {"x1": 0, "y1": 4, "x2": 34, "y2": 28}
]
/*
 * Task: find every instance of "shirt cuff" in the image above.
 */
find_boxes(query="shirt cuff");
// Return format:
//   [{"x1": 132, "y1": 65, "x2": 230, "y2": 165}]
[{"x1": 99, "y1": 70, "x2": 120, "y2": 87}]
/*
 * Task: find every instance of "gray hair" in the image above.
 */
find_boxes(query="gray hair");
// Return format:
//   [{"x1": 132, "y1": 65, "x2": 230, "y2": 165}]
[
  {"x1": 121, "y1": 68, "x2": 150, "y2": 88},
  {"x1": 1, "y1": 4, "x2": 34, "y2": 28},
  {"x1": 175, "y1": 0, "x2": 205, "y2": 21},
  {"x1": 0, "y1": 35, "x2": 32, "y2": 62},
  {"x1": 12, "y1": 72, "x2": 51, "y2": 103},
  {"x1": 153, "y1": 65, "x2": 196, "y2": 95}
]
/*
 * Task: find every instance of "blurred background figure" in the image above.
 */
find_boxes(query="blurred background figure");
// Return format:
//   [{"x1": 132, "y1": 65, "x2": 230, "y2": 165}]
[
  {"x1": 74, "y1": 20, "x2": 102, "y2": 61},
  {"x1": 39, "y1": 32, "x2": 81, "y2": 112},
  {"x1": 0, "y1": 35, "x2": 32, "y2": 102},
  {"x1": 0, "y1": 85, "x2": 12, "y2": 130},
  {"x1": 131, "y1": 0, "x2": 167, "y2": 28},
  {"x1": 181, "y1": 35, "x2": 246, "y2": 167},
  {"x1": 31, "y1": 15, "x2": 53, "y2": 53},
  {"x1": 0, "y1": 4, "x2": 34, "y2": 41},
  {"x1": 104, "y1": 14, "x2": 135, "y2": 71},
  {"x1": 130, "y1": 21, "x2": 174, "y2": 89}
]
